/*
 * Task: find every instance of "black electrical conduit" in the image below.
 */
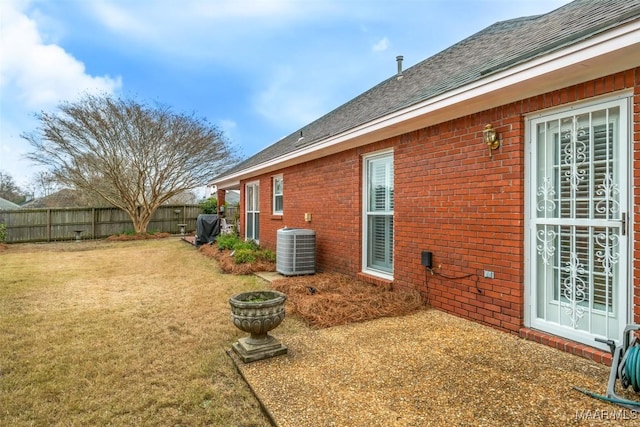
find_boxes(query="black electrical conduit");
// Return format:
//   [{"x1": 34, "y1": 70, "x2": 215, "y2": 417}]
[{"x1": 423, "y1": 266, "x2": 481, "y2": 304}]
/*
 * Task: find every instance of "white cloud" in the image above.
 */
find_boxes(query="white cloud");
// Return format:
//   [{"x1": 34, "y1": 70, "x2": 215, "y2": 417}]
[
  {"x1": 0, "y1": 0, "x2": 122, "y2": 108},
  {"x1": 86, "y1": 1, "x2": 151, "y2": 37},
  {"x1": 253, "y1": 66, "x2": 328, "y2": 130},
  {"x1": 186, "y1": 0, "x2": 297, "y2": 20},
  {"x1": 0, "y1": 0, "x2": 122, "y2": 184},
  {"x1": 76, "y1": 0, "x2": 343, "y2": 66},
  {"x1": 372, "y1": 37, "x2": 390, "y2": 52},
  {"x1": 219, "y1": 119, "x2": 237, "y2": 132},
  {"x1": 218, "y1": 119, "x2": 237, "y2": 141}
]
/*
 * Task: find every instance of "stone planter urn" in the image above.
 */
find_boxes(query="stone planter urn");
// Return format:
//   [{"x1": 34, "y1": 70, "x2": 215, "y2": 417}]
[{"x1": 229, "y1": 290, "x2": 288, "y2": 363}]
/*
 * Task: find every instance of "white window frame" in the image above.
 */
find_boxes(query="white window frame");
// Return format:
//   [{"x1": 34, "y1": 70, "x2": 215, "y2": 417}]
[
  {"x1": 362, "y1": 149, "x2": 394, "y2": 280},
  {"x1": 245, "y1": 181, "x2": 260, "y2": 243},
  {"x1": 272, "y1": 175, "x2": 283, "y2": 215}
]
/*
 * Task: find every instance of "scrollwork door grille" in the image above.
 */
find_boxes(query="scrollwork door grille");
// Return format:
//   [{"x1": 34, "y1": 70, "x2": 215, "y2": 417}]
[{"x1": 530, "y1": 98, "x2": 628, "y2": 345}]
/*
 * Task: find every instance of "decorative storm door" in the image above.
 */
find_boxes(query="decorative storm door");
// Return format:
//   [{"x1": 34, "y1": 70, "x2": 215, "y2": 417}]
[{"x1": 528, "y1": 97, "x2": 629, "y2": 348}]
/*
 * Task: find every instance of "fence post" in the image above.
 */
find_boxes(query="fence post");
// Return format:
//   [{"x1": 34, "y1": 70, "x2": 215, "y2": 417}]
[
  {"x1": 92, "y1": 208, "x2": 96, "y2": 239},
  {"x1": 47, "y1": 209, "x2": 51, "y2": 242}
]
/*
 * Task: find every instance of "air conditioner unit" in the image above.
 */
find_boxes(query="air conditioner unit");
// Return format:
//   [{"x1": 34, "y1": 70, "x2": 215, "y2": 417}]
[{"x1": 276, "y1": 228, "x2": 316, "y2": 276}]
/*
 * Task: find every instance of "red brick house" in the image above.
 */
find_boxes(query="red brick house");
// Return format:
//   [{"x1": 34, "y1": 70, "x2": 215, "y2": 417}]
[{"x1": 211, "y1": 0, "x2": 640, "y2": 363}]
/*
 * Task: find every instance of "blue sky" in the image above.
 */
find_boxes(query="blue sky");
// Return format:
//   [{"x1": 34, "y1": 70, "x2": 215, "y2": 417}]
[{"x1": 0, "y1": 0, "x2": 570, "y2": 193}]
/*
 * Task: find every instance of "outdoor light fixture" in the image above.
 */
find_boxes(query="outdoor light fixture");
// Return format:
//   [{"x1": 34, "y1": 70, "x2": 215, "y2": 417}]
[{"x1": 483, "y1": 123, "x2": 499, "y2": 158}]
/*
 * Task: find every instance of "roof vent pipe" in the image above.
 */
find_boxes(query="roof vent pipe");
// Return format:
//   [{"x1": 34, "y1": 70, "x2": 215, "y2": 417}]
[{"x1": 396, "y1": 55, "x2": 403, "y2": 80}]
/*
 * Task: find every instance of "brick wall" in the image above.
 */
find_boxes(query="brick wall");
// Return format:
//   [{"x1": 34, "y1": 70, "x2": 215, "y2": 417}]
[
  {"x1": 392, "y1": 112, "x2": 525, "y2": 333},
  {"x1": 238, "y1": 67, "x2": 640, "y2": 334},
  {"x1": 244, "y1": 141, "x2": 392, "y2": 276}
]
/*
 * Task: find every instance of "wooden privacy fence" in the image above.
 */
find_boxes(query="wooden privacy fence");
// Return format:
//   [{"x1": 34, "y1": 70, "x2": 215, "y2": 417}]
[
  {"x1": 0, "y1": 205, "x2": 203, "y2": 243},
  {"x1": 225, "y1": 206, "x2": 239, "y2": 222}
]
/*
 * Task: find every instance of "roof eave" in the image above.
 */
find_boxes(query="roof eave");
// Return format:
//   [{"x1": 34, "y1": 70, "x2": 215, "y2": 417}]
[{"x1": 212, "y1": 19, "x2": 640, "y2": 190}]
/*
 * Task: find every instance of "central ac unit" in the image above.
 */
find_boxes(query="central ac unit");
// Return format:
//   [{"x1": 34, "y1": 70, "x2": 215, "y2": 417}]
[{"x1": 276, "y1": 228, "x2": 316, "y2": 276}]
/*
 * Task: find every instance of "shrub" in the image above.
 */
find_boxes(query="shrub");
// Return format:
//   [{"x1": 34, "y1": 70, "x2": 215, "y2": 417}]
[
  {"x1": 233, "y1": 240, "x2": 259, "y2": 252},
  {"x1": 0, "y1": 223, "x2": 6, "y2": 242},
  {"x1": 212, "y1": 235, "x2": 275, "y2": 267},
  {"x1": 259, "y1": 249, "x2": 276, "y2": 263},
  {"x1": 234, "y1": 248, "x2": 257, "y2": 264},
  {"x1": 216, "y1": 233, "x2": 241, "y2": 250},
  {"x1": 199, "y1": 197, "x2": 217, "y2": 214}
]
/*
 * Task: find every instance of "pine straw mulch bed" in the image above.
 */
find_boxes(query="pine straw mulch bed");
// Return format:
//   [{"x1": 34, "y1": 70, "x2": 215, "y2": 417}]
[
  {"x1": 198, "y1": 243, "x2": 277, "y2": 275},
  {"x1": 198, "y1": 243, "x2": 424, "y2": 329},
  {"x1": 270, "y1": 273, "x2": 424, "y2": 329},
  {"x1": 106, "y1": 232, "x2": 172, "y2": 241}
]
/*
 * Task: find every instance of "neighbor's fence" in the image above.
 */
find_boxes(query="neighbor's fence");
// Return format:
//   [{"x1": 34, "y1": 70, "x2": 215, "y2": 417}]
[
  {"x1": 0, "y1": 205, "x2": 203, "y2": 243},
  {"x1": 224, "y1": 206, "x2": 239, "y2": 222}
]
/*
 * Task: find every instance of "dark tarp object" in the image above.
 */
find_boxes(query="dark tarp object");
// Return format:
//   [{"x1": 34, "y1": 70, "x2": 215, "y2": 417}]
[{"x1": 195, "y1": 214, "x2": 220, "y2": 246}]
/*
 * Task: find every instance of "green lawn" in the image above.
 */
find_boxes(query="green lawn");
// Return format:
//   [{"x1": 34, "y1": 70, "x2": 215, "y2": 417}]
[{"x1": 0, "y1": 239, "x2": 295, "y2": 426}]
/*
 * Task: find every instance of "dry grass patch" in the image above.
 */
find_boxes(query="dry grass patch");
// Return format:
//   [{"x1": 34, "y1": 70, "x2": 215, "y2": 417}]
[{"x1": 0, "y1": 238, "x2": 294, "y2": 426}]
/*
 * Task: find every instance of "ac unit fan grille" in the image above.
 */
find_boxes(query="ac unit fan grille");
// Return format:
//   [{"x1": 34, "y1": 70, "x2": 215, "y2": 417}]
[{"x1": 276, "y1": 228, "x2": 316, "y2": 276}]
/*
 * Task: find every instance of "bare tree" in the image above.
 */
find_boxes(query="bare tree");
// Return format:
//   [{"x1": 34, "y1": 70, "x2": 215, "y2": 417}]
[
  {"x1": 0, "y1": 171, "x2": 27, "y2": 204},
  {"x1": 25, "y1": 171, "x2": 60, "y2": 199},
  {"x1": 23, "y1": 94, "x2": 238, "y2": 232}
]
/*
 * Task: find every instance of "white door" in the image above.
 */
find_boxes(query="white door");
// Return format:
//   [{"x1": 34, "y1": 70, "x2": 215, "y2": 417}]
[
  {"x1": 528, "y1": 97, "x2": 629, "y2": 349},
  {"x1": 245, "y1": 182, "x2": 259, "y2": 242}
]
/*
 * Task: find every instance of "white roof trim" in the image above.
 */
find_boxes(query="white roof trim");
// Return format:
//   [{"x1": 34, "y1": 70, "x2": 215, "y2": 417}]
[{"x1": 213, "y1": 19, "x2": 640, "y2": 189}]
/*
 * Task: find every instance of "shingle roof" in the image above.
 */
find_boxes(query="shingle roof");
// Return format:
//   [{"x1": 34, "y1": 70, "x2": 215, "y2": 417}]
[
  {"x1": 20, "y1": 189, "x2": 92, "y2": 208},
  {"x1": 216, "y1": 0, "x2": 640, "y2": 180},
  {"x1": 0, "y1": 197, "x2": 21, "y2": 210}
]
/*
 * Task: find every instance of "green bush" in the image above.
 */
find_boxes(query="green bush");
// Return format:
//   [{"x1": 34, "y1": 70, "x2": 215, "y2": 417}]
[
  {"x1": 199, "y1": 197, "x2": 217, "y2": 214},
  {"x1": 233, "y1": 240, "x2": 259, "y2": 252},
  {"x1": 234, "y1": 248, "x2": 257, "y2": 264},
  {"x1": 215, "y1": 234, "x2": 274, "y2": 265},
  {"x1": 216, "y1": 233, "x2": 241, "y2": 250},
  {"x1": 259, "y1": 249, "x2": 276, "y2": 263},
  {"x1": 0, "y1": 223, "x2": 6, "y2": 243}
]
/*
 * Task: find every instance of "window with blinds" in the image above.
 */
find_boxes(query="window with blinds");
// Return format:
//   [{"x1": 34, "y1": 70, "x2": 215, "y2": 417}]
[
  {"x1": 246, "y1": 182, "x2": 260, "y2": 242},
  {"x1": 364, "y1": 152, "x2": 393, "y2": 275},
  {"x1": 273, "y1": 175, "x2": 283, "y2": 215}
]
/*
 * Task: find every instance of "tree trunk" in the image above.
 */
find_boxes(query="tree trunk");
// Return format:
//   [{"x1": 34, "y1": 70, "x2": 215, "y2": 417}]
[{"x1": 127, "y1": 206, "x2": 152, "y2": 233}]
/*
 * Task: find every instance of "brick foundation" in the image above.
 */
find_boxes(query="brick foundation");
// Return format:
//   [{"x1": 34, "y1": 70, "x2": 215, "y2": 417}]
[{"x1": 519, "y1": 328, "x2": 612, "y2": 367}]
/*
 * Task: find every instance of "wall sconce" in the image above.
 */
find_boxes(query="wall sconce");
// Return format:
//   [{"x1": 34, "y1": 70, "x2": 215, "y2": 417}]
[{"x1": 483, "y1": 124, "x2": 500, "y2": 158}]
